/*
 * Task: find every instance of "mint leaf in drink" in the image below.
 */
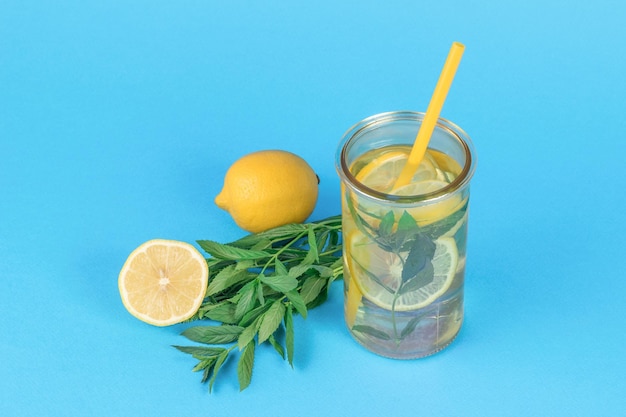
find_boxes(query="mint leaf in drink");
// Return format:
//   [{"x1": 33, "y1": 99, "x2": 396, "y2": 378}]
[
  {"x1": 352, "y1": 325, "x2": 391, "y2": 340},
  {"x1": 397, "y1": 210, "x2": 418, "y2": 233},
  {"x1": 421, "y1": 200, "x2": 468, "y2": 238},
  {"x1": 394, "y1": 210, "x2": 421, "y2": 252},
  {"x1": 400, "y1": 317, "x2": 421, "y2": 339},
  {"x1": 378, "y1": 210, "x2": 395, "y2": 238},
  {"x1": 401, "y1": 233, "x2": 436, "y2": 284},
  {"x1": 400, "y1": 260, "x2": 434, "y2": 294}
]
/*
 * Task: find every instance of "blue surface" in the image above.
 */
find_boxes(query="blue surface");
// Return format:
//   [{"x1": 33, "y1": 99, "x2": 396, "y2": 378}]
[{"x1": 2, "y1": 1, "x2": 625, "y2": 415}]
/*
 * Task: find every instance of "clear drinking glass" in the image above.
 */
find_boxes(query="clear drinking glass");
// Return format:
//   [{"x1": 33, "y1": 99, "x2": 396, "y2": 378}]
[{"x1": 336, "y1": 111, "x2": 476, "y2": 359}]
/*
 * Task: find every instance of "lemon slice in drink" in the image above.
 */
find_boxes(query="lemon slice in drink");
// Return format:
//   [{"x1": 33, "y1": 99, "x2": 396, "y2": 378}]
[
  {"x1": 394, "y1": 179, "x2": 448, "y2": 196},
  {"x1": 352, "y1": 149, "x2": 462, "y2": 226},
  {"x1": 344, "y1": 273, "x2": 363, "y2": 328},
  {"x1": 394, "y1": 179, "x2": 465, "y2": 226},
  {"x1": 118, "y1": 239, "x2": 209, "y2": 326},
  {"x1": 348, "y1": 232, "x2": 458, "y2": 311},
  {"x1": 354, "y1": 150, "x2": 437, "y2": 193}
]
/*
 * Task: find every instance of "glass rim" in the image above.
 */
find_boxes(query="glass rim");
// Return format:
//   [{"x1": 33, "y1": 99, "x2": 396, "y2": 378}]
[{"x1": 336, "y1": 111, "x2": 476, "y2": 204}]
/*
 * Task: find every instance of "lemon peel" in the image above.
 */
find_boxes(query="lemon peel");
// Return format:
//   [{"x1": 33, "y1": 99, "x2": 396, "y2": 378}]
[{"x1": 215, "y1": 150, "x2": 319, "y2": 233}]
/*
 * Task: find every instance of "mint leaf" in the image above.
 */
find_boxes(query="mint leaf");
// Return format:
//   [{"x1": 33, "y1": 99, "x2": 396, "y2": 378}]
[
  {"x1": 260, "y1": 274, "x2": 298, "y2": 293},
  {"x1": 285, "y1": 289, "x2": 307, "y2": 318},
  {"x1": 207, "y1": 265, "x2": 253, "y2": 296},
  {"x1": 300, "y1": 276, "x2": 327, "y2": 305},
  {"x1": 378, "y1": 211, "x2": 395, "y2": 238},
  {"x1": 204, "y1": 302, "x2": 238, "y2": 324},
  {"x1": 198, "y1": 240, "x2": 269, "y2": 261},
  {"x1": 394, "y1": 211, "x2": 421, "y2": 251},
  {"x1": 400, "y1": 261, "x2": 434, "y2": 294},
  {"x1": 352, "y1": 325, "x2": 391, "y2": 340},
  {"x1": 309, "y1": 265, "x2": 334, "y2": 278},
  {"x1": 401, "y1": 233, "x2": 435, "y2": 284},
  {"x1": 193, "y1": 358, "x2": 216, "y2": 378},
  {"x1": 237, "y1": 341, "x2": 255, "y2": 391},
  {"x1": 173, "y1": 345, "x2": 227, "y2": 358},
  {"x1": 237, "y1": 316, "x2": 261, "y2": 349},
  {"x1": 400, "y1": 316, "x2": 422, "y2": 340},
  {"x1": 182, "y1": 325, "x2": 244, "y2": 344},
  {"x1": 274, "y1": 258, "x2": 288, "y2": 276},
  {"x1": 397, "y1": 210, "x2": 418, "y2": 232},
  {"x1": 209, "y1": 350, "x2": 229, "y2": 393},
  {"x1": 268, "y1": 334, "x2": 285, "y2": 359},
  {"x1": 305, "y1": 227, "x2": 319, "y2": 263},
  {"x1": 238, "y1": 299, "x2": 272, "y2": 327},
  {"x1": 258, "y1": 300, "x2": 286, "y2": 344},
  {"x1": 235, "y1": 281, "x2": 257, "y2": 320},
  {"x1": 288, "y1": 263, "x2": 311, "y2": 278},
  {"x1": 285, "y1": 305, "x2": 294, "y2": 367}
]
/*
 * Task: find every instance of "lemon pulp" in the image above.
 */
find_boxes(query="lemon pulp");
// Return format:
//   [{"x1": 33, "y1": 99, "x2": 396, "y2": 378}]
[
  {"x1": 347, "y1": 232, "x2": 458, "y2": 311},
  {"x1": 118, "y1": 239, "x2": 209, "y2": 326}
]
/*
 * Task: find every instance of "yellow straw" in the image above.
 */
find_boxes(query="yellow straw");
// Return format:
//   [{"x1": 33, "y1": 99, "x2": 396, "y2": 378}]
[{"x1": 393, "y1": 42, "x2": 465, "y2": 189}]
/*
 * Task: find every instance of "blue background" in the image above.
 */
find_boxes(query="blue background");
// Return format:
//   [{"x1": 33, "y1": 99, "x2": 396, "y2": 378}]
[{"x1": 2, "y1": 1, "x2": 625, "y2": 415}]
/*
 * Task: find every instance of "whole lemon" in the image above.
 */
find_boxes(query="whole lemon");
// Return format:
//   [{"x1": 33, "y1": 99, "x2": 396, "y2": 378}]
[{"x1": 215, "y1": 150, "x2": 319, "y2": 233}]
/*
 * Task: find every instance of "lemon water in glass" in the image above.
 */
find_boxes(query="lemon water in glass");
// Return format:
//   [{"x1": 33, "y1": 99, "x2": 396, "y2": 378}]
[{"x1": 336, "y1": 111, "x2": 476, "y2": 359}]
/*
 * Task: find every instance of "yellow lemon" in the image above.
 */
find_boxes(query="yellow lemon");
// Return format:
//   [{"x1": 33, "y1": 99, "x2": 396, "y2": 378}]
[
  {"x1": 118, "y1": 239, "x2": 209, "y2": 326},
  {"x1": 215, "y1": 150, "x2": 319, "y2": 233}
]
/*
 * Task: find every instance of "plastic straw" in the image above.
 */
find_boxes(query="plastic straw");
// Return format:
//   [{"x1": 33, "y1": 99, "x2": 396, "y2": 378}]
[{"x1": 393, "y1": 42, "x2": 465, "y2": 189}]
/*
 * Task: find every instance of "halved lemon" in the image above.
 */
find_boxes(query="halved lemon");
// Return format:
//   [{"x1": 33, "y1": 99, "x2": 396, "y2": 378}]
[
  {"x1": 348, "y1": 232, "x2": 458, "y2": 311},
  {"x1": 118, "y1": 239, "x2": 209, "y2": 326}
]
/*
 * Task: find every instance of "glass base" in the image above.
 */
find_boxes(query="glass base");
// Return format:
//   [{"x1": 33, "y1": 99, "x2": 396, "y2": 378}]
[{"x1": 346, "y1": 289, "x2": 464, "y2": 359}]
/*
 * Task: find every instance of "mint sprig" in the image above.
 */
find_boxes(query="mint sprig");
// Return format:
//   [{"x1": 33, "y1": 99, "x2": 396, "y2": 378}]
[
  {"x1": 174, "y1": 215, "x2": 343, "y2": 392},
  {"x1": 346, "y1": 196, "x2": 467, "y2": 343}
]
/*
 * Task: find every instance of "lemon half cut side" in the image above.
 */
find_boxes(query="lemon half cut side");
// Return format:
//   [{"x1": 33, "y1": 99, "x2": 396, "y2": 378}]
[{"x1": 118, "y1": 239, "x2": 209, "y2": 326}]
